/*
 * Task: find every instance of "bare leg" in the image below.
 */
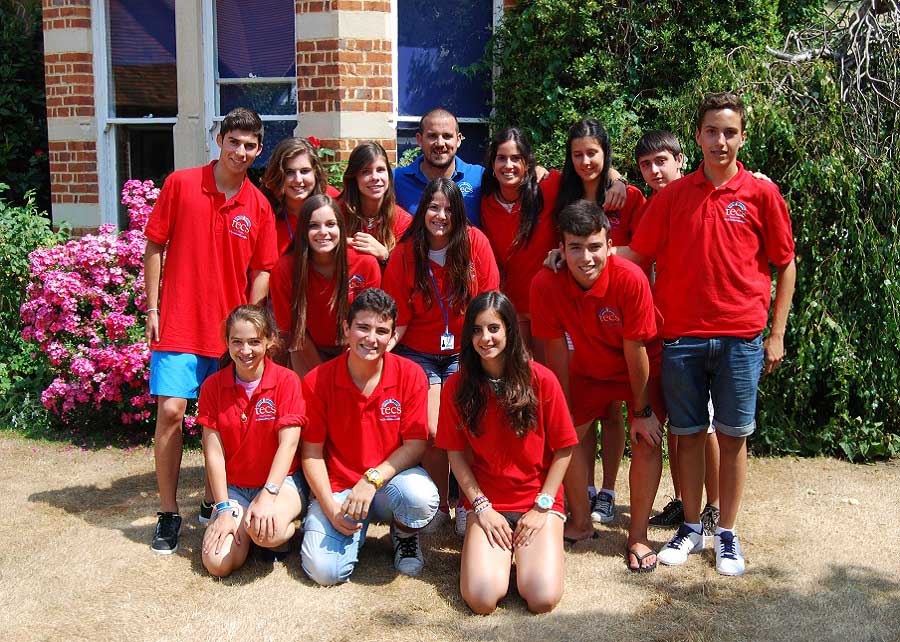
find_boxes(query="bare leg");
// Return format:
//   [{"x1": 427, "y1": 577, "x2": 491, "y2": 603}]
[
  {"x1": 716, "y1": 433, "x2": 746, "y2": 530},
  {"x1": 675, "y1": 431, "x2": 707, "y2": 525},
  {"x1": 626, "y1": 434, "x2": 662, "y2": 570},
  {"x1": 704, "y1": 430, "x2": 721, "y2": 506},
  {"x1": 423, "y1": 383, "x2": 449, "y2": 512},
  {"x1": 563, "y1": 421, "x2": 595, "y2": 541},
  {"x1": 202, "y1": 509, "x2": 252, "y2": 578},
  {"x1": 585, "y1": 424, "x2": 598, "y2": 491},
  {"x1": 600, "y1": 401, "x2": 625, "y2": 492},
  {"x1": 668, "y1": 432, "x2": 681, "y2": 499},
  {"x1": 155, "y1": 395, "x2": 187, "y2": 513},
  {"x1": 515, "y1": 514, "x2": 565, "y2": 613},
  {"x1": 459, "y1": 516, "x2": 512, "y2": 614},
  {"x1": 246, "y1": 485, "x2": 303, "y2": 550}
]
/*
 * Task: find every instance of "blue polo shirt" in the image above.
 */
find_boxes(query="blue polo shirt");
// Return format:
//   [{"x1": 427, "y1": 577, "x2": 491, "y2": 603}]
[{"x1": 393, "y1": 154, "x2": 485, "y2": 228}]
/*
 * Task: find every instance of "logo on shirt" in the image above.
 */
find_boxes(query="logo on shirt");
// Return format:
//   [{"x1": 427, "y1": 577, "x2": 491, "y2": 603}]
[
  {"x1": 255, "y1": 398, "x2": 276, "y2": 420},
  {"x1": 607, "y1": 212, "x2": 622, "y2": 229},
  {"x1": 597, "y1": 307, "x2": 622, "y2": 325},
  {"x1": 380, "y1": 398, "x2": 402, "y2": 421},
  {"x1": 230, "y1": 214, "x2": 252, "y2": 239},
  {"x1": 348, "y1": 273, "x2": 366, "y2": 296},
  {"x1": 724, "y1": 201, "x2": 748, "y2": 224},
  {"x1": 457, "y1": 181, "x2": 474, "y2": 196}
]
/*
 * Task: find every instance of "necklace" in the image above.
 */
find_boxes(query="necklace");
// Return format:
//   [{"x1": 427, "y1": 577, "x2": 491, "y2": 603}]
[
  {"x1": 360, "y1": 215, "x2": 379, "y2": 231},
  {"x1": 487, "y1": 376, "x2": 504, "y2": 393}
]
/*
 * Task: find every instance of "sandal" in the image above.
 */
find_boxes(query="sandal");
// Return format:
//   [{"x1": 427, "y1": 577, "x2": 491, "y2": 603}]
[
  {"x1": 563, "y1": 531, "x2": 600, "y2": 545},
  {"x1": 626, "y1": 545, "x2": 658, "y2": 573}
]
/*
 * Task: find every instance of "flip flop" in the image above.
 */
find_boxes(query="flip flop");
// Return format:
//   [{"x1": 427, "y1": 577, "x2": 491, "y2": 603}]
[
  {"x1": 626, "y1": 545, "x2": 658, "y2": 573},
  {"x1": 563, "y1": 531, "x2": 600, "y2": 545}
]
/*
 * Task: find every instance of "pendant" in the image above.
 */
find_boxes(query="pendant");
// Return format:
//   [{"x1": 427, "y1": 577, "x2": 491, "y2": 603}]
[{"x1": 241, "y1": 413, "x2": 247, "y2": 422}]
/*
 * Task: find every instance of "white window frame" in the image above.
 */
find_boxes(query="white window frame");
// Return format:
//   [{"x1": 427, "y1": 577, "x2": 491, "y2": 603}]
[
  {"x1": 93, "y1": 0, "x2": 178, "y2": 227},
  {"x1": 203, "y1": 0, "x2": 298, "y2": 161}
]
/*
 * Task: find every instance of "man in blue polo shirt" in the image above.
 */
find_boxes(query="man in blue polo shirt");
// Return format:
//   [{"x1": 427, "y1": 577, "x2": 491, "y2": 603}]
[{"x1": 394, "y1": 108, "x2": 486, "y2": 227}]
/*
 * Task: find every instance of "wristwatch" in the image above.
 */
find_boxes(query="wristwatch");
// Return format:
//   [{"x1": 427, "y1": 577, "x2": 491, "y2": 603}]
[
  {"x1": 263, "y1": 482, "x2": 280, "y2": 496},
  {"x1": 535, "y1": 492, "x2": 554, "y2": 511},
  {"x1": 364, "y1": 467, "x2": 384, "y2": 489},
  {"x1": 632, "y1": 404, "x2": 653, "y2": 418}
]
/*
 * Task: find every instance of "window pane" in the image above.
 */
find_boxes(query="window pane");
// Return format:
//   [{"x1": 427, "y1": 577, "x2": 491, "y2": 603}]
[
  {"x1": 397, "y1": 2, "x2": 492, "y2": 118},
  {"x1": 220, "y1": 83, "x2": 296, "y2": 116},
  {"x1": 252, "y1": 119, "x2": 297, "y2": 169},
  {"x1": 216, "y1": 0, "x2": 296, "y2": 79},
  {"x1": 397, "y1": 122, "x2": 489, "y2": 166},
  {"x1": 115, "y1": 125, "x2": 174, "y2": 227},
  {"x1": 107, "y1": 0, "x2": 177, "y2": 118}
]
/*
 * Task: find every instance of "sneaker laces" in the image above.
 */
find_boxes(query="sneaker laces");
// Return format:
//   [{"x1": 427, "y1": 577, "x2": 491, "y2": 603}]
[
  {"x1": 718, "y1": 531, "x2": 738, "y2": 560},
  {"x1": 395, "y1": 534, "x2": 419, "y2": 559},
  {"x1": 155, "y1": 512, "x2": 179, "y2": 538},
  {"x1": 666, "y1": 524, "x2": 697, "y2": 549},
  {"x1": 595, "y1": 492, "x2": 613, "y2": 512}
]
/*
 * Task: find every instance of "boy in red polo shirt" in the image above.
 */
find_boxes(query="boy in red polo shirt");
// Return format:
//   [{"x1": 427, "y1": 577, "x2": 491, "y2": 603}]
[
  {"x1": 300, "y1": 288, "x2": 439, "y2": 585},
  {"x1": 621, "y1": 93, "x2": 796, "y2": 575},
  {"x1": 530, "y1": 200, "x2": 666, "y2": 572},
  {"x1": 143, "y1": 108, "x2": 278, "y2": 554}
]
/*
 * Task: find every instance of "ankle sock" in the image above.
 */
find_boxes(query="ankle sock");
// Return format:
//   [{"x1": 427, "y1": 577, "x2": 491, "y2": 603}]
[
  {"x1": 587, "y1": 485, "x2": 597, "y2": 498},
  {"x1": 684, "y1": 522, "x2": 702, "y2": 535},
  {"x1": 715, "y1": 526, "x2": 735, "y2": 536}
]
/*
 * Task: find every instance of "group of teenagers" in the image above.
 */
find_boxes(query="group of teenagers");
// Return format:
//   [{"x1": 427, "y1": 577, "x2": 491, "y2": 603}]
[{"x1": 143, "y1": 91, "x2": 796, "y2": 615}]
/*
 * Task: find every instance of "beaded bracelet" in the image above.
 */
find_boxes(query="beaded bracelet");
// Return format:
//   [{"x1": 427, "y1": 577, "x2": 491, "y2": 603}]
[
  {"x1": 471, "y1": 495, "x2": 489, "y2": 509},
  {"x1": 473, "y1": 501, "x2": 492, "y2": 515}
]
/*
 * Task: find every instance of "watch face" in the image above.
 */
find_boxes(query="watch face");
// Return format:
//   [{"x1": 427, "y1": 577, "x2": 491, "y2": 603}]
[{"x1": 538, "y1": 495, "x2": 553, "y2": 510}]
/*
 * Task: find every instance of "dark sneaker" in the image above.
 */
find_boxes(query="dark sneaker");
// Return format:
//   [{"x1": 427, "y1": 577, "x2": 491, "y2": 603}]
[
  {"x1": 259, "y1": 544, "x2": 291, "y2": 564},
  {"x1": 649, "y1": 498, "x2": 684, "y2": 528},
  {"x1": 590, "y1": 491, "x2": 616, "y2": 524},
  {"x1": 151, "y1": 512, "x2": 182, "y2": 554},
  {"x1": 199, "y1": 499, "x2": 213, "y2": 524},
  {"x1": 700, "y1": 503, "x2": 720, "y2": 539}
]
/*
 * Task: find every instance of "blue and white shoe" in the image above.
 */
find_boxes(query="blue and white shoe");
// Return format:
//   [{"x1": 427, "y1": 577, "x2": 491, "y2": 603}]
[
  {"x1": 715, "y1": 531, "x2": 745, "y2": 576},
  {"x1": 658, "y1": 523, "x2": 704, "y2": 566}
]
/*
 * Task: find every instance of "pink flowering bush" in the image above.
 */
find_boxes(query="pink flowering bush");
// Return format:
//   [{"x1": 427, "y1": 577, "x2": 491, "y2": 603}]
[{"x1": 20, "y1": 180, "x2": 197, "y2": 436}]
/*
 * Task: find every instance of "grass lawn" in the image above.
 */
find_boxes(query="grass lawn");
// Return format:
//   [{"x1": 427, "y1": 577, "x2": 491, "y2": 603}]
[{"x1": 2, "y1": 431, "x2": 898, "y2": 642}]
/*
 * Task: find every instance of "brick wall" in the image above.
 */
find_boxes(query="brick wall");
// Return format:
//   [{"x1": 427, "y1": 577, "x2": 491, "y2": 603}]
[{"x1": 42, "y1": 0, "x2": 99, "y2": 212}]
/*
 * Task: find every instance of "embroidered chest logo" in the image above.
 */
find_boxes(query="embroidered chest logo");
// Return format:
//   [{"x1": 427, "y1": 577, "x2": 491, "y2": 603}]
[
  {"x1": 724, "y1": 201, "x2": 749, "y2": 224},
  {"x1": 456, "y1": 181, "x2": 474, "y2": 196},
  {"x1": 380, "y1": 398, "x2": 402, "y2": 422},
  {"x1": 255, "y1": 398, "x2": 276, "y2": 420},
  {"x1": 348, "y1": 273, "x2": 366, "y2": 296},
  {"x1": 230, "y1": 214, "x2": 252, "y2": 239},
  {"x1": 607, "y1": 211, "x2": 622, "y2": 229},
  {"x1": 597, "y1": 307, "x2": 622, "y2": 326}
]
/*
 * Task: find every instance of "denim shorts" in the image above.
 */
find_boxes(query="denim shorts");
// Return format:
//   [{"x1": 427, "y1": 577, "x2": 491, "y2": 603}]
[
  {"x1": 662, "y1": 335, "x2": 764, "y2": 438},
  {"x1": 223, "y1": 470, "x2": 309, "y2": 515},
  {"x1": 149, "y1": 351, "x2": 219, "y2": 399},
  {"x1": 300, "y1": 466, "x2": 439, "y2": 586},
  {"x1": 393, "y1": 344, "x2": 459, "y2": 385}
]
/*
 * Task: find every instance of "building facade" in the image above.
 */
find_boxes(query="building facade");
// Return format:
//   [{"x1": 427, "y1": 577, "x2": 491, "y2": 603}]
[{"x1": 42, "y1": 0, "x2": 516, "y2": 231}]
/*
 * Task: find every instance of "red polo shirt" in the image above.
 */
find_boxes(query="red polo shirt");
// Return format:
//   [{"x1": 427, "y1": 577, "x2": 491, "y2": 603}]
[
  {"x1": 274, "y1": 184, "x2": 341, "y2": 255},
  {"x1": 197, "y1": 359, "x2": 305, "y2": 488},
  {"x1": 436, "y1": 361, "x2": 578, "y2": 513},
  {"x1": 607, "y1": 184, "x2": 647, "y2": 247},
  {"x1": 480, "y1": 170, "x2": 562, "y2": 313},
  {"x1": 145, "y1": 162, "x2": 278, "y2": 357},
  {"x1": 530, "y1": 254, "x2": 662, "y2": 383},
  {"x1": 631, "y1": 163, "x2": 795, "y2": 338},
  {"x1": 268, "y1": 247, "x2": 381, "y2": 346},
  {"x1": 382, "y1": 226, "x2": 500, "y2": 354},
  {"x1": 302, "y1": 352, "x2": 429, "y2": 493}
]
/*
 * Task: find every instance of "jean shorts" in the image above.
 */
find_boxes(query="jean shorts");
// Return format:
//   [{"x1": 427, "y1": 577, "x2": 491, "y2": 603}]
[
  {"x1": 149, "y1": 351, "x2": 219, "y2": 399},
  {"x1": 393, "y1": 344, "x2": 459, "y2": 385},
  {"x1": 224, "y1": 470, "x2": 309, "y2": 515},
  {"x1": 661, "y1": 335, "x2": 764, "y2": 438}
]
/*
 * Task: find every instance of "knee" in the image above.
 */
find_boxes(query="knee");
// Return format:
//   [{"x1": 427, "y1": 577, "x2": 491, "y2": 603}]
[
  {"x1": 462, "y1": 585, "x2": 503, "y2": 615},
  {"x1": 156, "y1": 403, "x2": 186, "y2": 429},
  {"x1": 392, "y1": 475, "x2": 439, "y2": 528},
  {"x1": 203, "y1": 555, "x2": 233, "y2": 578},
  {"x1": 300, "y1": 540, "x2": 354, "y2": 587},
  {"x1": 521, "y1": 585, "x2": 561, "y2": 614},
  {"x1": 632, "y1": 439, "x2": 662, "y2": 460}
]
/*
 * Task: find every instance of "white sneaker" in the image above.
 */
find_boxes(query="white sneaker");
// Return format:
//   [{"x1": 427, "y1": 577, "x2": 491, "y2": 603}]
[
  {"x1": 455, "y1": 506, "x2": 467, "y2": 537},
  {"x1": 391, "y1": 526, "x2": 424, "y2": 577},
  {"x1": 658, "y1": 524, "x2": 704, "y2": 566},
  {"x1": 420, "y1": 508, "x2": 450, "y2": 535},
  {"x1": 715, "y1": 531, "x2": 746, "y2": 576}
]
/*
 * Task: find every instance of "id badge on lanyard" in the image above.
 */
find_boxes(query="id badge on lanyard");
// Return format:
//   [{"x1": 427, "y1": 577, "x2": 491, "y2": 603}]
[{"x1": 429, "y1": 265, "x2": 456, "y2": 352}]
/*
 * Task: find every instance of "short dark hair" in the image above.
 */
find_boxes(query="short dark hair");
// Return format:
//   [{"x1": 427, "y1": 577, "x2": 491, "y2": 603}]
[
  {"x1": 557, "y1": 199, "x2": 610, "y2": 240},
  {"x1": 347, "y1": 288, "x2": 397, "y2": 329},
  {"x1": 220, "y1": 107, "x2": 264, "y2": 144},
  {"x1": 695, "y1": 92, "x2": 747, "y2": 131},
  {"x1": 635, "y1": 130, "x2": 683, "y2": 162},
  {"x1": 418, "y1": 108, "x2": 459, "y2": 134}
]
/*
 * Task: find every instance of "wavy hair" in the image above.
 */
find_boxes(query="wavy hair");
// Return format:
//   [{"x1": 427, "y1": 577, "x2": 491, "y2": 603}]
[
  {"x1": 455, "y1": 291, "x2": 537, "y2": 437},
  {"x1": 260, "y1": 137, "x2": 328, "y2": 215},
  {"x1": 553, "y1": 118, "x2": 612, "y2": 219}
]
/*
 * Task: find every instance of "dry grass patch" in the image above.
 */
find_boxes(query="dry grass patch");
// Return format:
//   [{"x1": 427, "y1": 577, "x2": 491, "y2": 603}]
[{"x1": 2, "y1": 433, "x2": 899, "y2": 642}]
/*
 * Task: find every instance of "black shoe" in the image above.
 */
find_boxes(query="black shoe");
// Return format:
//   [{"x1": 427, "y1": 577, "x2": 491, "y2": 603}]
[
  {"x1": 649, "y1": 498, "x2": 684, "y2": 528},
  {"x1": 151, "y1": 512, "x2": 182, "y2": 554},
  {"x1": 199, "y1": 500, "x2": 213, "y2": 524},
  {"x1": 259, "y1": 545, "x2": 291, "y2": 563},
  {"x1": 700, "y1": 503, "x2": 720, "y2": 537}
]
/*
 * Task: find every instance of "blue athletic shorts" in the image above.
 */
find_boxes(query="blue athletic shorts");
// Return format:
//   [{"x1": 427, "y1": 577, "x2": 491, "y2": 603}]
[{"x1": 149, "y1": 351, "x2": 220, "y2": 399}]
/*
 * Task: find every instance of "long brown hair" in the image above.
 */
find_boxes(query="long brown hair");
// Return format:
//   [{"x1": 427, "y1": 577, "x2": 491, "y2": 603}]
[
  {"x1": 402, "y1": 177, "x2": 472, "y2": 312},
  {"x1": 455, "y1": 291, "x2": 537, "y2": 437},
  {"x1": 342, "y1": 141, "x2": 401, "y2": 253},
  {"x1": 260, "y1": 137, "x2": 328, "y2": 214},
  {"x1": 290, "y1": 194, "x2": 349, "y2": 350}
]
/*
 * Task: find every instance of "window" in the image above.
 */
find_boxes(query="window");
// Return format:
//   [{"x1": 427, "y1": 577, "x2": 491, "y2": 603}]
[
  {"x1": 102, "y1": 0, "x2": 177, "y2": 227},
  {"x1": 212, "y1": 0, "x2": 297, "y2": 169},
  {"x1": 396, "y1": 2, "x2": 496, "y2": 164}
]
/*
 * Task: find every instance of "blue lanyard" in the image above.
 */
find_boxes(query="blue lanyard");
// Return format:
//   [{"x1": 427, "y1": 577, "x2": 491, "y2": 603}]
[
  {"x1": 282, "y1": 208, "x2": 293, "y2": 241},
  {"x1": 427, "y1": 265, "x2": 450, "y2": 333}
]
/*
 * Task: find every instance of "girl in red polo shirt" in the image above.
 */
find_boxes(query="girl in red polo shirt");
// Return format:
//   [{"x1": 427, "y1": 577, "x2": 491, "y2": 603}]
[
  {"x1": 382, "y1": 177, "x2": 500, "y2": 534},
  {"x1": 199, "y1": 304, "x2": 305, "y2": 577},
  {"x1": 260, "y1": 137, "x2": 340, "y2": 256},
  {"x1": 436, "y1": 291, "x2": 576, "y2": 614},
  {"x1": 340, "y1": 141, "x2": 412, "y2": 269},
  {"x1": 269, "y1": 194, "x2": 381, "y2": 378},
  {"x1": 480, "y1": 127, "x2": 561, "y2": 356}
]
